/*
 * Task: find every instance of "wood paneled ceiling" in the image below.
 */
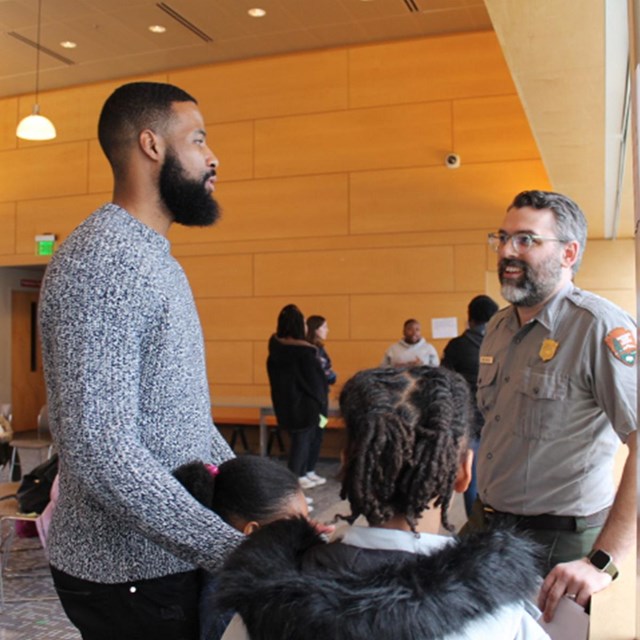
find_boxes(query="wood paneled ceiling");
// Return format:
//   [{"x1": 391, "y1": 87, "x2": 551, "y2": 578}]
[
  {"x1": 0, "y1": 0, "x2": 490, "y2": 97},
  {"x1": 0, "y1": 0, "x2": 632, "y2": 240}
]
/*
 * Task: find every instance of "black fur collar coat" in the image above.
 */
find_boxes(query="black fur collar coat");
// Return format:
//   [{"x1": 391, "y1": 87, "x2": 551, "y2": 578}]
[{"x1": 216, "y1": 517, "x2": 544, "y2": 640}]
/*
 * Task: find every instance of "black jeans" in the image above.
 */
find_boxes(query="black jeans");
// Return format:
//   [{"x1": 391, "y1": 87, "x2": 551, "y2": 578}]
[
  {"x1": 287, "y1": 426, "x2": 323, "y2": 478},
  {"x1": 50, "y1": 566, "x2": 199, "y2": 640}
]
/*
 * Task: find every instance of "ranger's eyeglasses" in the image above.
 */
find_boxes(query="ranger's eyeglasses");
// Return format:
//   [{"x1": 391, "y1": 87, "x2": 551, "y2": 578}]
[{"x1": 488, "y1": 232, "x2": 567, "y2": 254}]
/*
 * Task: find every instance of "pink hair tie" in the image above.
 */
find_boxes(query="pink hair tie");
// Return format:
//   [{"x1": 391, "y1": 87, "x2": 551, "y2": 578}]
[{"x1": 204, "y1": 463, "x2": 219, "y2": 477}]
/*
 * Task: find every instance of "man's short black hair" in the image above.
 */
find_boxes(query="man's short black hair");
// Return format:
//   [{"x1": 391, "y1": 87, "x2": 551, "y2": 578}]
[
  {"x1": 98, "y1": 81, "x2": 197, "y2": 178},
  {"x1": 468, "y1": 295, "x2": 498, "y2": 324}
]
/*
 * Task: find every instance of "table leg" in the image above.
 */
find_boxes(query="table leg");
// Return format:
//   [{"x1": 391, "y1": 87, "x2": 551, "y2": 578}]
[{"x1": 259, "y1": 410, "x2": 267, "y2": 457}]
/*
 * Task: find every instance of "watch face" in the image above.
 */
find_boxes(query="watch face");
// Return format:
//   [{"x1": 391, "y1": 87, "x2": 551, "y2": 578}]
[{"x1": 590, "y1": 549, "x2": 611, "y2": 570}]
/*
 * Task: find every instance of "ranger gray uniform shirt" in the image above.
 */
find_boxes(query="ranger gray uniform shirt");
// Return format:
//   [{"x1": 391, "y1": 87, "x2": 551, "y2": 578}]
[{"x1": 477, "y1": 283, "x2": 636, "y2": 517}]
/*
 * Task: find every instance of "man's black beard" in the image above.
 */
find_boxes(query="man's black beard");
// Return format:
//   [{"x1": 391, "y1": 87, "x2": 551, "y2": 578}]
[
  {"x1": 159, "y1": 151, "x2": 221, "y2": 227},
  {"x1": 498, "y1": 257, "x2": 561, "y2": 308}
]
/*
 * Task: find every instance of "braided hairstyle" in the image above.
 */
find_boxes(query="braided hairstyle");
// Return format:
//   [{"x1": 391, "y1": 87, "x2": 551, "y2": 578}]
[{"x1": 339, "y1": 366, "x2": 472, "y2": 532}]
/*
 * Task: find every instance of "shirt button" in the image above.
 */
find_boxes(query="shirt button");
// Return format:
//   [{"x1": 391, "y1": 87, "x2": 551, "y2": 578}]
[
  {"x1": 487, "y1": 453, "x2": 493, "y2": 460},
  {"x1": 504, "y1": 376, "x2": 510, "y2": 382},
  {"x1": 495, "y1": 415, "x2": 500, "y2": 422},
  {"x1": 515, "y1": 338, "x2": 521, "y2": 344},
  {"x1": 129, "y1": 586, "x2": 137, "y2": 594}
]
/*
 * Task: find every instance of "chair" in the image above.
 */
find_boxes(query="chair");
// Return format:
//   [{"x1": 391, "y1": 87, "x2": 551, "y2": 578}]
[
  {"x1": 0, "y1": 405, "x2": 13, "y2": 472},
  {"x1": 0, "y1": 482, "x2": 50, "y2": 608},
  {"x1": 9, "y1": 405, "x2": 53, "y2": 481},
  {"x1": 229, "y1": 426, "x2": 251, "y2": 453},
  {"x1": 0, "y1": 405, "x2": 11, "y2": 423}
]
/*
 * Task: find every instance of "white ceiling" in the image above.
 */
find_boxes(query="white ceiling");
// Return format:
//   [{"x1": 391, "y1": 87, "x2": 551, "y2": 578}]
[{"x1": 0, "y1": 0, "x2": 491, "y2": 97}]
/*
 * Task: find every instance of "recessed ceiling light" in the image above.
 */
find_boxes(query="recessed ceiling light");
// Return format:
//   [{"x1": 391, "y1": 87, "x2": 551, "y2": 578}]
[
  {"x1": 60, "y1": 40, "x2": 77, "y2": 49},
  {"x1": 248, "y1": 8, "x2": 266, "y2": 17},
  {"x1": 148, "y1": 24, "x2": 167, "y2": 33}
]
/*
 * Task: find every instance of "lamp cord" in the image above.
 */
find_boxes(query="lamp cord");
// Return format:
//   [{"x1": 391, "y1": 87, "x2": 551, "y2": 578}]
[{"x1": 35, "y1": 0, "x2": 42, "y2": 104}]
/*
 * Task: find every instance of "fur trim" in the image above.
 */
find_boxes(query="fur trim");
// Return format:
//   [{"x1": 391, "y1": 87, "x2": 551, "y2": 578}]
[
  {"x1": 217, "y1": 517, "x2": 543, "y2": 639},
  {"x1": 271, "y1": 334, "x2": 317, "y2": 350}
]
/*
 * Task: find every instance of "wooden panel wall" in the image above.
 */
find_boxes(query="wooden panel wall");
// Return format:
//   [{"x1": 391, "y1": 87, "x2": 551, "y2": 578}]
[{"x1": 1, "y1": 31, "x2": 633, "y2": 405}]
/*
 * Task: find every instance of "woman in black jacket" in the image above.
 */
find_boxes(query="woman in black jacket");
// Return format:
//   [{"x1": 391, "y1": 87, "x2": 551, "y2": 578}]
[{"x1": 267, "y1": 304, "x2": 328, "y2": 489}]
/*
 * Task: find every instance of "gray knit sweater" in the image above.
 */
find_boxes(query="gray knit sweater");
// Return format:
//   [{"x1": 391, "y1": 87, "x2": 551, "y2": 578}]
[{"x1": 39, "y1": 203, "x2": 242, "y2": 583}]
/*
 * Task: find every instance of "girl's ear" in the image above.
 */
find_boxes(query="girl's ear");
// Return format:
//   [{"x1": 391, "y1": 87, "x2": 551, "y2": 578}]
[
  {"x1": 453, "y1": 449, "x2": 473, "y2": 493},
  {"x1": 242, "y1": 521, "x2": 260, "y2": 535}
]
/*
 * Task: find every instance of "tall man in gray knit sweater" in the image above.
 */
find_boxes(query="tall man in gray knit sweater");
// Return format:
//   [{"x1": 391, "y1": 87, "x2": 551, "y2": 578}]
[{"x1": 39, "y1": 82, "x2": 242, "y2": 640}]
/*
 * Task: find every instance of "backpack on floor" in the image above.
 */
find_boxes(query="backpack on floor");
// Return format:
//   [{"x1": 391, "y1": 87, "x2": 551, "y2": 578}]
[{"x1": 16, "y1": 453, "x2": 58, "y2": 514}]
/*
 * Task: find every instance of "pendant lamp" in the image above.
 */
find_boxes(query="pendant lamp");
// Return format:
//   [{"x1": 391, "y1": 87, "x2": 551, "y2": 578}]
[{"x1": 16, "y1": 0, "x2": 56, "y2": 141}]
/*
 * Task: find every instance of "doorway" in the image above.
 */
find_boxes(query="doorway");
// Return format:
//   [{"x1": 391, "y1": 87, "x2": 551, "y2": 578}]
[{"x1": 11, "y1": 290, "x2": 46, "y2": 432}]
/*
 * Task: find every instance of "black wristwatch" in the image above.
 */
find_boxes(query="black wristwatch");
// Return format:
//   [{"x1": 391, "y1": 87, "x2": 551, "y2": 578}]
[{"x1": 587, "y1": 549, "x2": 619, "y2": 581}]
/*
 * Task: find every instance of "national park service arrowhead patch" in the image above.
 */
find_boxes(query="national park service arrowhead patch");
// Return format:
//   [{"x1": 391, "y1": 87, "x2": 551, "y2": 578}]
[{"x1": 604, "y1": 328, "x2": 637, "y2": 366}]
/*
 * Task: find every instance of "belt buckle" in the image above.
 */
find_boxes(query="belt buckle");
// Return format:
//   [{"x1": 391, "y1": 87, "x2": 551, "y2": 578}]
[{"x1": 483, "y1": 505, "x2": 497, "y2": 521}]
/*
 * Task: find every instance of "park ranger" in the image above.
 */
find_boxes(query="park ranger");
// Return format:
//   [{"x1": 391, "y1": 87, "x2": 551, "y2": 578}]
[{"x1": 463, "y1": 190, "x2": 636, "y2": 624}]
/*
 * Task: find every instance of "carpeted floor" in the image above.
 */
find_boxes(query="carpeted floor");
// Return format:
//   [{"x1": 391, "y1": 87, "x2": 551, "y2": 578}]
[
  {"x1": 0, "y1": 453, "x2": 346, "y2": 640},
  {"x1": 0, "y1": 450, "x2": 465, "y2": 639}
]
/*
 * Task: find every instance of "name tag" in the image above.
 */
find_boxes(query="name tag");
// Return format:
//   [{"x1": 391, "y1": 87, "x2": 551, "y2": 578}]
[{"x1": 480, "y1": 355, "x2": 494, "y2": 364}]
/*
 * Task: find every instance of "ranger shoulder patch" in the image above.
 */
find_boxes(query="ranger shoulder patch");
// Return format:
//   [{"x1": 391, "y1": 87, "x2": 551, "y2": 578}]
[{"x1": 604, "y1": 328, "x2": 637, "y2": 366}]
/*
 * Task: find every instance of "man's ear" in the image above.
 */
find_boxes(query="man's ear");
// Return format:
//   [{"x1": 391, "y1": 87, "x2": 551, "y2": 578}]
[
  {"x1": 138, "y1": 129, "x2": 163, "y2": 162},
  {"x1": 561, "y1": 240, "x2": 580, "y2": 270},
  {"x1": 454, "y1": 449, "x2": 473, "y2": 493}
]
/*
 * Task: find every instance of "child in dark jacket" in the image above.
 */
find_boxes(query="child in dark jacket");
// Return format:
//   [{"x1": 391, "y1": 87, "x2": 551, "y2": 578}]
[
  {"x1": 216, "y1": 366, "x2": 550, "y2": 640},
  {"x1": 173, "y1": 456, "x2": 308, "y2": 640}
]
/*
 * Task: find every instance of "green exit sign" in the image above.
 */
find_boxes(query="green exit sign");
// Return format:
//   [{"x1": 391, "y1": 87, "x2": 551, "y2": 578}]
[{"x1": 35, "y1": 234, "x2": 56, "y2": 256}]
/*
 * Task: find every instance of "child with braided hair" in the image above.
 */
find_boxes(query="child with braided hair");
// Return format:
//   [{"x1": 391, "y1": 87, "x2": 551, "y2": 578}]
[{"x1": 216, "y1": 366, "x2": 550, "y2": 640}]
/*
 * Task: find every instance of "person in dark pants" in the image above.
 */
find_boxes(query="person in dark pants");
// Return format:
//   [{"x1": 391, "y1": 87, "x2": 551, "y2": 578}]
[
  {"x1": 462, "y1": 190, "x2": 636, "y2": 623},
  {"x1": 39, "y1": 82, "x2": 242, "y2": 640},
  {"x1": 442, "y1": 294, "x2": 498, "y2": 516},
  {"x1": 267, "y1": 305, "x2": 328, "y2": 492},
  {"x1": 304, "y1": 315, "x2": 337, "y2": 487}
]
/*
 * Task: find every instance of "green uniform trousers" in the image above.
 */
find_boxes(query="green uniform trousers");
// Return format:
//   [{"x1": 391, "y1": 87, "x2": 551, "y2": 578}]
[{"x1": 461, "y1": 498, "x2": 602, "y2": 571}]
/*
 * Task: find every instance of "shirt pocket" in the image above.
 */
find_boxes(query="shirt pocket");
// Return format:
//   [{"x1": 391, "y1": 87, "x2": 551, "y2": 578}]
[
  {"x1": 477, "y1": 362, "x2": 500, "y2": 415},
  {"x1": 514, "y1": 368, "x2": 569, "y2": 440}
]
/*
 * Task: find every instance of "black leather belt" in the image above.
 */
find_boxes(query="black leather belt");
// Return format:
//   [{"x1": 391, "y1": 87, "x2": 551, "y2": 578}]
[{"x1": 482, "y1": 504, "x2": 610, "y2": 532}]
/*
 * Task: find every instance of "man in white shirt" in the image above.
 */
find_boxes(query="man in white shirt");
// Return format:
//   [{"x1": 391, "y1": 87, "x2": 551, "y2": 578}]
[{"x1": 381, "y1": 318, "x2": 439, "y2": 367}]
